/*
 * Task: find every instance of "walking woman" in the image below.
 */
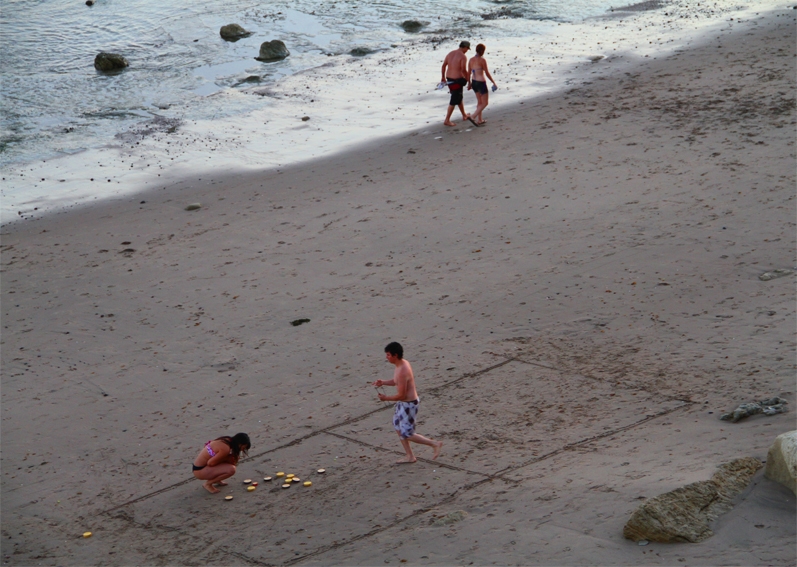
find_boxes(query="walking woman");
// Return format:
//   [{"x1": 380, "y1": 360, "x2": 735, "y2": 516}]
[
  {"x1": 192, "y1": 432, "x2": 250, "y2": 493},
  {"x1": 468, "y1": 43, "x2": 497, "y2": 125}
]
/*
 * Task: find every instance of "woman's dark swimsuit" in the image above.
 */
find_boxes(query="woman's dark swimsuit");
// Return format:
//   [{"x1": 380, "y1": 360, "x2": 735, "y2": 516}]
[
  {"x1": 193, "y1": 464, "x2": 205, "y2": 471},
  {"x1": 471, "y1": 79, "x2": 488, "y2": 95}
]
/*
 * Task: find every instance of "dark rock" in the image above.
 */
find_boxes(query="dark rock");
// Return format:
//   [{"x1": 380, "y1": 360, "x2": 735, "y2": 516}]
[
  {"x1": 290, "y1": 318, "x2": 310, "y2": 326},
  {"x1": 400, "y1": 20, "x2": 425, "y2": 33},
  {"x1": 255, "y1": 40, "x2": 290, "y2": 61},
  {"x1": 350, "y1": 46, "x2": 376, "y2": 57},
  {"x1": 301, "y1": 116, "x2": 310, "y2": 122},
  {"x1": 220, "y1": 24, "x2": 252, "y2": 41},
  {"x1": 86, "y1": 0, "x2": 94, "y2": 5},
  {"x1": 94, "y1": 52, "x2": 129, "y2": 72},
  {"x1": 623, "y1": 457, "x2": 762, "y2": 543}
]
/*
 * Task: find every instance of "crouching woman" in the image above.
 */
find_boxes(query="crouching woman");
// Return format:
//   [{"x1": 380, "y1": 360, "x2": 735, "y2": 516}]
[{"x1": 192, "y1": 432, "x2": 250, "y2": 493}]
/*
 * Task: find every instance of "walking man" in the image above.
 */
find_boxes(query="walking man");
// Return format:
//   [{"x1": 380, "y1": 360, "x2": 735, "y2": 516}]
[
  {"x1": 441, "y1": 41, "x2": 475, "y2": 127},
  {"x1": 373, "y1": 342, "x2": 443, "y2": 463}
]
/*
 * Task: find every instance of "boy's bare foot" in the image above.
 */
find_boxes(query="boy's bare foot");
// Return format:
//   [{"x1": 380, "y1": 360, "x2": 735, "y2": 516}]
[
  {"x1": 432, "y1": 441, "x2": 443, "y2": 460},
  {"x1": 203, "y1": 482, "x2": 221, "y2": 494},
  {"x1": 396, "y1": 457, "x2": 417, "y2": 464}
]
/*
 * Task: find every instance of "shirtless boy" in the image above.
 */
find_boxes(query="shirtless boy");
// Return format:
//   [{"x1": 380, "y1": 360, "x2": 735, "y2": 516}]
[
  {"x1": 373, "y1": 342, "x2": 443, "y2": 463},
  {"x1": 440, "y1": 41, "x2": 476, "y2": 127}
]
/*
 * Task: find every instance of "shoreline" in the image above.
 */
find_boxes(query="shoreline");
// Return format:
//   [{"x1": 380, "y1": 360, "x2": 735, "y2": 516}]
[
  {"x1": 2, "y1": 1, "x2": 784, "y2": 226},
  {"x1": 1, "y1": 8, "x2": 795, "y2": 566}
]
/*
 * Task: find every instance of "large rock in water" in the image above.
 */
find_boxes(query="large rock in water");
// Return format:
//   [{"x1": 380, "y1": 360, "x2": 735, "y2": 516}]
[
  {"x1": 94, "y1": 52, "x2": 129, "y2": 71},
  {"x1": 623, "y1": 457, "x2": 762, "y2": 543},
  {"x1": 220, "y1": 24, "x2": 251, "y2": 41},
  {"x1": 765, "y1": 431, "x2": 797, "y2": 495},
  {"x1": 255, "y1": 40, "x2": 289, "y2": 61}
]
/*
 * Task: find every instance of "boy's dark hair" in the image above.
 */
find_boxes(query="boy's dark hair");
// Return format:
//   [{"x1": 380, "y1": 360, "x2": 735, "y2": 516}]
[{"x1": 384, "y1": 342, "x2": 403, "y2": 359}]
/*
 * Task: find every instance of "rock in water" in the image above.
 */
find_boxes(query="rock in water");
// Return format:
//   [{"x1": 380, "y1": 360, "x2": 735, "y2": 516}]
[
  {"x1": 400, "y1": 20, "x2": 425, "y2": 33},
  {"x1": 255, "y1": 40, "x2": 290, "y2": 62},
  {"x1": 94, "y1": 52, "x2": 129, "y2": 72},
  {"x1": 765, "y1": 431, "x2": 797, "y2": 495},
  {"x1": 623, "y1": 457, "x2": 762, "y2": 543},
  {"x1": 220, "y1": 24, "x2": 252, "y2": 41}
]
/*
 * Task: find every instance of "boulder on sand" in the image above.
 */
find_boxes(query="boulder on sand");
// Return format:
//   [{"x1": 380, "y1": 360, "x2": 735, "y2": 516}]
[
  {"x1": 94, "y1": 52, "x2": 129, "y2": 72},
  {"x1": 255, "y1": 40, "x2": 289, "y2": 61},
  {"x1": 220, "y1": 24, "x2": 252, "y2": 41},
  {"x1": 765, "y1": 431, "x2": 797, "y2": 495},
  {"x1": 623, "y1": 457, "x2": 762, "y2": 543}
]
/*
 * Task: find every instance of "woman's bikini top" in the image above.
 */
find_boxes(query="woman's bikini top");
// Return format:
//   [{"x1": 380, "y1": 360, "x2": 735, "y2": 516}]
[{"x1": 205, "y1": 441, "x2": 216, "y2": 457}]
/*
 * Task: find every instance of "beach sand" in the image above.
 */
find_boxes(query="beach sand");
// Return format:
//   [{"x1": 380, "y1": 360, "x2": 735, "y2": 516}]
[{"x1": 1, "y1": 8, "x2": 795, "y2": 566}]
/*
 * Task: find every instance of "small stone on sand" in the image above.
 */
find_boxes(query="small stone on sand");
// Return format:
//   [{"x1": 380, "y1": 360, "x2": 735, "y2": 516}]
[
  {"x1": 247, "y1": 486, "x2": 256, "y2": 492},
  {"x1": 317, "y1": 469, "x2": 325, "y2": 474},
  {"x1": 304, "y1": 481, "x2": 312, "y2": 487},
  {"x1": 83, "y1": 531, "x2": 92, "y2": 538},
  {"x1": 185, "y1": 203, "x2": 202, "y2": 211},
  {"x1": 225, "y1": 496, "x2": 233, "y2": 501},
  {"x1": 282, "y1": 483, "x2": 291, "y2": 489}
]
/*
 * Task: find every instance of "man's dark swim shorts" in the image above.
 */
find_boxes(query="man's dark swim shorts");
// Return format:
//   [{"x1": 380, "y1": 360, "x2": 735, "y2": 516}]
[
  {"x1": 447, "y1": 77, "x2": 467, "y2": 106},
  {"x1": 471, "y1": 80, "x2": 488, "y2": 95}
]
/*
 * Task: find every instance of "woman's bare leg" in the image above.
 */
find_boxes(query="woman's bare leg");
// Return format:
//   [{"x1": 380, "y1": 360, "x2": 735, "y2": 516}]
[{"x1": 194, "y1": 464, "x2": 236, "y2": 493}]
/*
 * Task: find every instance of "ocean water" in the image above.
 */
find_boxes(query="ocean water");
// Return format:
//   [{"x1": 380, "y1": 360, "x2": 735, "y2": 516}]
[{"x1": 0, "y1": 0, "x2": 782, "y2": 222}]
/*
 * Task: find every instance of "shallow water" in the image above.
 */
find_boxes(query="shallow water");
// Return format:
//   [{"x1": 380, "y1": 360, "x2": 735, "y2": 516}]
[{"x1": 0, "y1": 0, "x2": 782, "y2": 222}]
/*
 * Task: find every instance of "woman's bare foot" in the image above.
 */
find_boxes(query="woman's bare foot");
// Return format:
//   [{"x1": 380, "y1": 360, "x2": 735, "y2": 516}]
[
  {"x1": 203, "y1": 482, "x2": 221, "y2": 494},
  {"x1": 214, "y1": 481, "x2": 228, "y2": 486},
  {"x1": 396, "y1": 457, "x2": 417, "y2": 464},
  {"x1": 432, "y1": 441, "x2": 443, "y2": 460},
  {"x1": 443, "y1": 121, "x2": 456, "y2": 127}
]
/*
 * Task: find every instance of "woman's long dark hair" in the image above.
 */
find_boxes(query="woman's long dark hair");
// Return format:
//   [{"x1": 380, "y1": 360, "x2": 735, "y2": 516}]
[{"x1": 216, "y1": 432, "x2": 251, "y2": 458}]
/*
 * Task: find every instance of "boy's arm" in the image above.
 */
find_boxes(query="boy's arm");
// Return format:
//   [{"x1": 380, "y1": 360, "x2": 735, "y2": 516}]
[
  {"x1": 373, "y1": 378, "x2": 396, "y2": 387},
  {"x1": 383, "y1": 369, "x2": 408, "y2": 401}
]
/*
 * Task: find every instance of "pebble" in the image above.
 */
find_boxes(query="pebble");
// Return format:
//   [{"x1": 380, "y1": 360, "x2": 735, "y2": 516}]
[
  {"x1": 185, "y1": 203, "x2": 202, "y2": 211},
  {"x1": 225, "y1": 495, "x2": 233, "y2": 501},
  {"x1": 83, "y1": 531, "x2": 92, "y2": 538},
  {"x1": 303, "y1": 481, "x2": 312, "y2": 487},
  {"x1": 759, "y1": 269, "x2": 793, "y2": 281},
  {"x1": 282, "y1": 483, "x2": 291, "y2": 489},
  {"x1": 247, "y1": 486, "x2": 256, "y2": 492}
]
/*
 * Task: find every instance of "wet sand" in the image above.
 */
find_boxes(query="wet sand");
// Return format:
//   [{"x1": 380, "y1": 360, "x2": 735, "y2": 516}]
[{"x1": 1, "y1": 8, "x2": 795, "y2": 566}]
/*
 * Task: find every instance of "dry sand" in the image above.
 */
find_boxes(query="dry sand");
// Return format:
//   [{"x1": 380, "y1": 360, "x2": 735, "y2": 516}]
[{"x1": 1, "y1": 8, "x2": 795, "y2": 567}]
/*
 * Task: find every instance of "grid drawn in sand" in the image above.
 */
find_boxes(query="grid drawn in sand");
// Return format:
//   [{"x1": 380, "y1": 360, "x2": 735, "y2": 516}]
[{"x1": 100, "y1": 355, "x2": 692, "y2": 565}]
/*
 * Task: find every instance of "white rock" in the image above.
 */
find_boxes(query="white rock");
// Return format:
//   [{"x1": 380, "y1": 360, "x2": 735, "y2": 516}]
[{"x1": 765, "y1": 430, "x2": 797, "y2": 495}]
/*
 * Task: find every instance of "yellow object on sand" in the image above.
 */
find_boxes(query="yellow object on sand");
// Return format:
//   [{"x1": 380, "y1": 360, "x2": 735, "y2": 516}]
[
  {"x1": 247, "y1": 486, "x2": 256, "y2": 492},
  {"x1": 225, "y1": 496, "x2": 233, "y2": 501},
  {"x1": 276, "y1": 472, "x2": 285, "y2": 477},
  {"x1": 83, "y1": 531, "x2": 92, "y2": 538},
  {"x1": 286, "y1": 473, "x2": 295, "y2": 479},
  {"x1": 281, "y1": 483, "x2": 291, "y2": 489},
  {"x1": 303, "y1": 481, "x2": 312, "y2": 487}
]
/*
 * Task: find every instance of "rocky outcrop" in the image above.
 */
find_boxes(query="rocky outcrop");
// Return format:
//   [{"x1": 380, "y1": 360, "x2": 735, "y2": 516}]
[
  {"x1": 94, "y1": 52, "x2": 128, "y2": 72},
  {"x1": 220, "y1": 24, "x2": 252, "y2": 41},
  {"x1": 721, "y1": 397, "x2": 788, "y2": 422},
  {"x1": 255, "y1": 40, "x2": 289, "y2": 61},
  {"x1": 765, "y1": 431, "x2": 797, "y2": 495},
  {"x1": 623, "y1": 457, "x2": 762, "y2": 543}
]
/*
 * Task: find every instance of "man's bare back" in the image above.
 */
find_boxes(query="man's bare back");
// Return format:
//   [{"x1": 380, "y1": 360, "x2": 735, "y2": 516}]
[{"x1": 442, "y1": 49, "x2": 468, "y2": 80}]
